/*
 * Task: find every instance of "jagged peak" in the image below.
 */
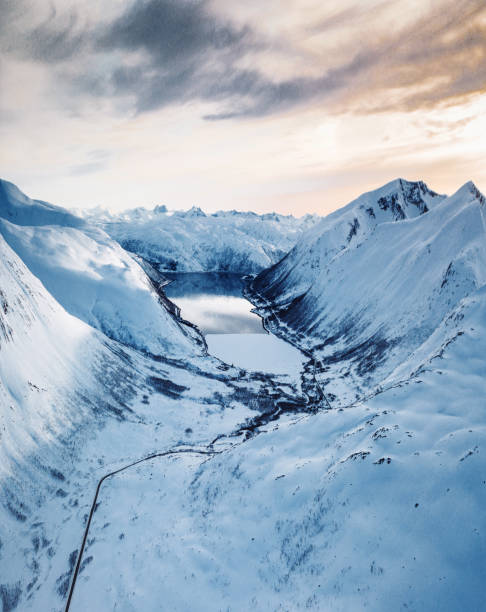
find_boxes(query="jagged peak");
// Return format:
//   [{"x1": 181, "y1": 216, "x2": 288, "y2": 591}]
[
  {"x1": 186, "y1": 206, "x2": 206, "y2": 217},
  {"x1": 452, "y1": 181, "x2": 486, "y2": 206},
  {"x1": 376, "y1": 177, "x2": 440, "y2": 199},
  {"x1": 339, "y1": 178, "x2": 443, "y2": 213},
  {"x1": 153, "y1": 204, "x2": 168, "y2": 214},
  {"x1": 326, "y1": 177, "x2": 444, "y2": 227}
]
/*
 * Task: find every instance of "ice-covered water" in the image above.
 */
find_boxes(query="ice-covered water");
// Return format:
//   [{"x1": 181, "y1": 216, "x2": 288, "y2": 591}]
[{"x1": 164, "y1": 272, "x2": 305, "y2": 375}]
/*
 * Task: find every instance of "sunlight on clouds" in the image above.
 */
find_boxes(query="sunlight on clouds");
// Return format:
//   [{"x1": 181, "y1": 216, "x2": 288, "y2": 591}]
[{"x1": 1, "y1": 0, "x2": 484, "y2": 214}]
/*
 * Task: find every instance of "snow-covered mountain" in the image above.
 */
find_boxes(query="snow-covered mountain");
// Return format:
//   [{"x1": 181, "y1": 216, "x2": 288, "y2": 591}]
[
  {"x1": 1, "y1": 177, "x2": 485, "y2": 611},
  {"x1": 83, "y1": 204, "x2": 320, "y2": 273},
  {"x1": 249, "y1": 178, "x2": 486, "y2": 405},
  {"x1": 0, "y1": 226, "x2": 273, "y2": 609},
  {"x1": 0, "y1": 181, "x2": 300, "y2": 610},
  {"x1": 0, "y1": 180, "x2": 201, "y2": 356},
  {"x1": 76, "y1": 297, "x2": 486, "y2": 611}
]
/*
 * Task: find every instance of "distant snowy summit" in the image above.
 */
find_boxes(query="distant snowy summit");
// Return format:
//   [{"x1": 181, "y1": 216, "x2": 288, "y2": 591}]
[
  {"x1": 83, "y1": 203, "x2": 320, "y2": 273},
  {"x1": 249, "y1": 178, "x2": 486, "y2": 405}
]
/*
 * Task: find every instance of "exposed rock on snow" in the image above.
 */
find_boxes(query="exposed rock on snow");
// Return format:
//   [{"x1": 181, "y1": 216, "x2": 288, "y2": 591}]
[{"x1": 249, "y1": 178, "x2": 486, "y2": 405}]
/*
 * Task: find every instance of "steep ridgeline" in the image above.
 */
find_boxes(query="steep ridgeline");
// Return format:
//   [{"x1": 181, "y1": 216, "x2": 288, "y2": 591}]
[
  {"x1": 83, "y1": 205, "x2": 320, "y2": 273},
  {"x1": 249, "y1": 178, "x2": 486, "y2": 405},
  {"x1": 0, "y1": 180, "x2": 201, "y2": 356}
]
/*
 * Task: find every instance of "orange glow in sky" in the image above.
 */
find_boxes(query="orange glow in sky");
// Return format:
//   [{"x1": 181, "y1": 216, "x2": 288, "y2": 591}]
[{"x1": 1, "y1": 0, "x2": 485, "y2": 215}]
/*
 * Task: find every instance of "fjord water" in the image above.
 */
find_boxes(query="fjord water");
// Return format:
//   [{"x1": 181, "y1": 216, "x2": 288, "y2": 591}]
[
  {"x1": 163, "y1": 272, "x2": 264, "y2": 334},
  {"x1": 163, "y1": 272, "x2": 304, "y2": 375}
]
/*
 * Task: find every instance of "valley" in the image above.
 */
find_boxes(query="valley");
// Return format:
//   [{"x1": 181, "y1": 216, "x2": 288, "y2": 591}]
[
  {"x1": 3, "y1": 2, "x2": 485, "y2": 609},
  {"x1": 0, "y1": 178, "x2": 485, "y2": 611}
]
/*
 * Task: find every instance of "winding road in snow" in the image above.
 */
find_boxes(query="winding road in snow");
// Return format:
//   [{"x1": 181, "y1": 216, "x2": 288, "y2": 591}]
[
  {"x1": 65, "y1": 286, "x2": 333, "y2": 611},
  {"x1": 64, "y1": 447, "x2": 219, "y2": 612}
]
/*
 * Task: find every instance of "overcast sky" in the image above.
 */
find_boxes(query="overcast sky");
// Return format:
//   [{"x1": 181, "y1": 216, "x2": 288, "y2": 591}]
[{"x1": 1, "y1": 0, "x2": 485, "y2": 215}]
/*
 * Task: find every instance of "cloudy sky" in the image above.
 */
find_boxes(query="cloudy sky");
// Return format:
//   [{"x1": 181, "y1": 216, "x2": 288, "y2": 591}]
[{"x1": 1, "y1": 0, "x2": 485, "y2": 215}]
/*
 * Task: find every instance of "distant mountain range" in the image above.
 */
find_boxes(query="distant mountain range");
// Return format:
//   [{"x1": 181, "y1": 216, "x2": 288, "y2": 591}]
[{"x1": 82, "y1": 203, "x2": 320, "y2": 273}]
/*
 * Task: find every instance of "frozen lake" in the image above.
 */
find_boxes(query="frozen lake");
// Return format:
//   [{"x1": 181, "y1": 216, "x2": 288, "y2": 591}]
[{"x1": 164, "y1": 272, "x2": 305, "y2": 375}]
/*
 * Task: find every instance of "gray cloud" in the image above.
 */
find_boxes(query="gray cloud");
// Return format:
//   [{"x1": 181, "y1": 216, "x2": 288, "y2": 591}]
[
  {"x1": 91, "y1": 0, "x2": 262, "y2": 114},
  {"x1": 98, "y1": 0, "x2": 251, "y2": 62},
  {"x1": 0, "y1": 1, "x2": 86, "y2": 63},
  {"x1": 1, "y1": 0, "x2": 486, "y2": 120},
  {"x1": 75, "y1": 0, "x2": 379, "y2": 118},
  {"x1": 27, "y1": 11, "x2": 84, "y2": 63}
]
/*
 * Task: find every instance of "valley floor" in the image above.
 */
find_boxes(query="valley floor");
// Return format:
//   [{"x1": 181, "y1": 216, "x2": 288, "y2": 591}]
[
  {"x1": 23, "y1": 289, "x2": 486, "y2": 611},
  {"x1": 1, "y1": 288, "x2": 321, "y2": 612}
]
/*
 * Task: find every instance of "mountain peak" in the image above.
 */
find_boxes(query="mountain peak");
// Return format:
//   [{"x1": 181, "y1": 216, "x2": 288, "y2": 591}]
[
  {"x1": 381, "y1": 177, "x2": 439, "y2": 198},
  {"x1": 471, "y1": 183, "x2": 485, "y2": 206},
  {"x1": 356, "y1": 177, "x2": 444, "y2": 222},
  {"x1": 153, "y1": 204, "x2": 168, "y2": 214},
  {"x1": 457, "y1": 180, "x2": 485, "y2": 205},
  {"x1": 186, "y1": 206, "x2": 206, "y2": 217}
]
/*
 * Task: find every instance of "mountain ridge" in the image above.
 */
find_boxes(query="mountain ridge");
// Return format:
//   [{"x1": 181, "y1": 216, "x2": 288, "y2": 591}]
[
  {"x1": 81, "y1": 200, "x2": 321, "y2": 273},
  {"x1": 0, "y1": 179, "x2": 202, "y2": 356},
  {"x1": 249, "y1": 178, "x2": 486, "y2": 405}
]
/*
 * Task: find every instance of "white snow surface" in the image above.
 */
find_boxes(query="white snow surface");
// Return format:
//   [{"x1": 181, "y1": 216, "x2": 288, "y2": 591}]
[
  {"x1": 1, "y1": 177, "x2": 485, "y2": 612},
  {"x1": 0, "y1": 179, "x2": 198, "y2": 356},
  {"x1": 71, "y1": 288, "x2": 486, "y2": 611},
  {"x1": 83, "y1": 204, "x2": 320, "y2": 273},
  {"x1": 206, "y1": 333, "x2": 305, "y2": 376},
  {"x1": 251, "y1": 178, "x2": 486, "y2": 405},
  {"x1": 0, "y1": 226, "x2": 285, "y2": 611}
]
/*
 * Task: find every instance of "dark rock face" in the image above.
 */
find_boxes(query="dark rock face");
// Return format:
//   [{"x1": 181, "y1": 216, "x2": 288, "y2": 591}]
[
  {"x1": 377, "y1": 180, "x2": 432, "y2": 220},
  {"x1": 0, "y1": 583, "x2": 22, "y2": 612}
]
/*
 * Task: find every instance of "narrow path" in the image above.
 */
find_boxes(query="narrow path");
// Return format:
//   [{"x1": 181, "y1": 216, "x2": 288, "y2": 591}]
[
  {"x1": 64, "y1": 447, "x2": 219, "y2": 612},
  {"x1": 65, "y1": 282, "x2": 332, "y2": 610}
]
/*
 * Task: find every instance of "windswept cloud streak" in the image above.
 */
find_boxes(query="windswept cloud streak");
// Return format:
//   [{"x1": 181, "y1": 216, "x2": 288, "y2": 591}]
[{"x1": 2, "y1": 0, "x2": 486, "y2": 119}]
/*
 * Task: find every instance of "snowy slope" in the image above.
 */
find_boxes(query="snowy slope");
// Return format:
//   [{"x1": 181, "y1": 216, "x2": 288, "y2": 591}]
[
  {"x1": 1, "y1": 176, "x2": 485, "y2": 612},
  {"x1": 0, "y1": 233, "x2": 141, "y2": 609},
  {"x1": 0, "y1": 187, "x2": 311, "y2": 610},
  {"x1": 68, "y1": 284, "x2": 486, "y2": 612},
  {"x1": 0, "y1": 179, "x2": 199, "y2": 356},
  {"x1": 249, "y1": 179, "x2": 486, "y2": 405},
  {"x1": 83, "y1": 205, "x2": 320, "y2": 273},
  {"x1": 0, "y1": 229, "x2": 298, "y2": 611}
]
